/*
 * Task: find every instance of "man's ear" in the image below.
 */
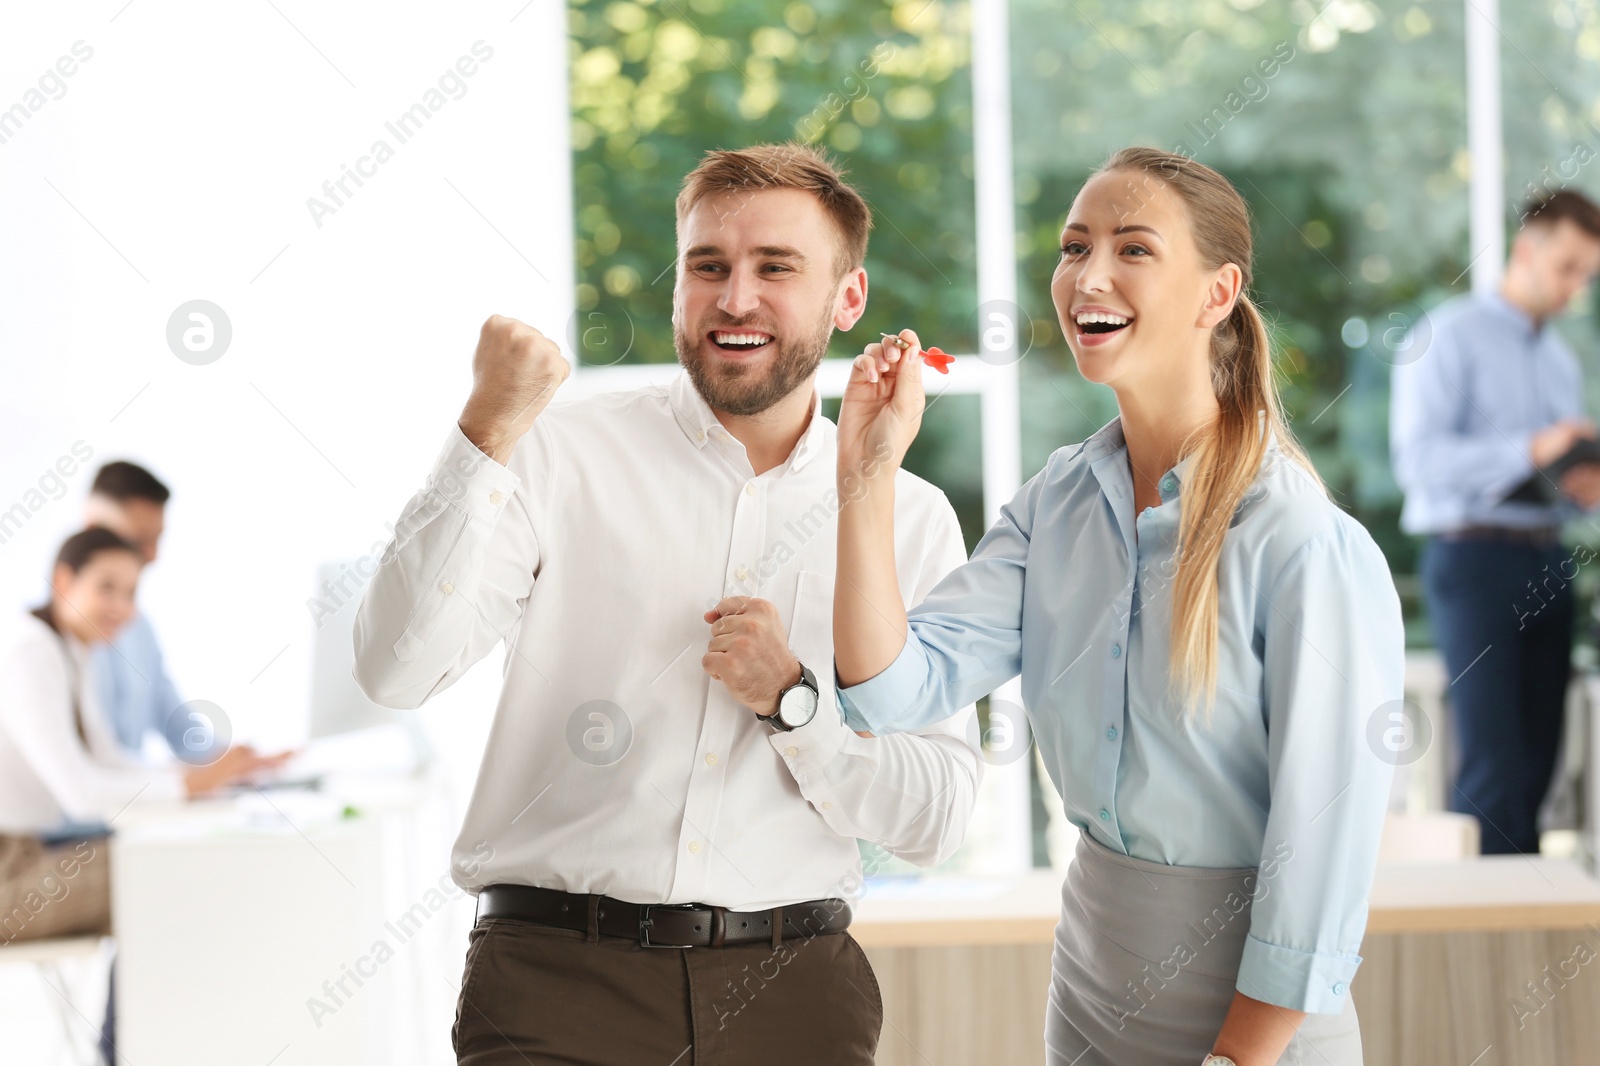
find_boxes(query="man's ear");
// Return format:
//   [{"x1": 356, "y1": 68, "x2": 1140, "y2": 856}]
[
  {"x1": 669, "y1": 259, "x2": 684, "y2": 329},
  {"x1": 833, "y1": 266, "x2": 868, "y2": 331},
  {"x1": 1196, "y1": 262, "x2": 1243, "y2": 330}
]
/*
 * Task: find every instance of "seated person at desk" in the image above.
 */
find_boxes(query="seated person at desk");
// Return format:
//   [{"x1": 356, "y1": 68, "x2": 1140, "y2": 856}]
[
  {"x1": 0, "y1": 527, "x2": 288, "y2": 945},
  {"x1": 83, "y1": 460, "x2": 188, "y2": 759}
]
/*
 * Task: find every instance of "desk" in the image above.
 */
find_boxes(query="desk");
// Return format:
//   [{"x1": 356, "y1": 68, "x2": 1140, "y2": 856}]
[
  {"x1": 109, "y1": 771, "x2": 463, "y2": 1066},
  {"x1": 853, "y1": 859, "x2": 1600, "y2": 1066}
]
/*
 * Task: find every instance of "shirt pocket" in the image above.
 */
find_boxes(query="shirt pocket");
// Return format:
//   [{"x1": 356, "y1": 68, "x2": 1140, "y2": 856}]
[
  {"x1": 790, "y1": 569, "x2": 836, "y2": 706},
  {"x1": 1212, "y1": 677, "x2": 1267, "y2": 730}
]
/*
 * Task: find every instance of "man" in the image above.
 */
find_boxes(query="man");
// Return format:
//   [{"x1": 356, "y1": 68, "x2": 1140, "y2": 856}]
[
  {"x1": 1391, "y1": 189, "x2": 1600, "y2": 854},
  {"x1": 84, "y1": 461, "x2": 190, "y2": 759},
  {"x1": 353, "y1": 143, "x2": 981, "y2": 1064}
]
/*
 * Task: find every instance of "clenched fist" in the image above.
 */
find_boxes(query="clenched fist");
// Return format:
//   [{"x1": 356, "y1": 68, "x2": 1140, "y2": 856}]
[
  {"x1": 702, "y1": 597, "x2": 800, "y2": 717},
  {"x1": 458, "y1": 314, "x2": 571, "y2": 464}
]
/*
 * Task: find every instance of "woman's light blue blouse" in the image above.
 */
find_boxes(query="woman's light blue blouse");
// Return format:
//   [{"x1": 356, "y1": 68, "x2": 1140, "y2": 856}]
[{"x1": 837, "y1": 418, "x2": 1405, "y2": 1015}]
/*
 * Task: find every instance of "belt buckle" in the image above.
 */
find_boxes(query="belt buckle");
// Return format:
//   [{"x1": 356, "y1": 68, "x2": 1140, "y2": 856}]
[{"x1": 639, "y1": 903, "x2": 702, "y2": 948}]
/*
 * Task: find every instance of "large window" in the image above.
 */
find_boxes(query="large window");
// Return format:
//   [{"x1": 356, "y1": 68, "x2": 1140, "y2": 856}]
[
  {"x1": 1010, "y1": 0, "x2": 1471, "y2": 644},
  {"x1": 567, "y1": 0, "x2": 1599, "y2": 871}
]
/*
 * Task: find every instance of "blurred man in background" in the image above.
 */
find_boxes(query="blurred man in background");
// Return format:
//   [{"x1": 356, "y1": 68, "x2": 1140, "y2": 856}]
[
  {"x1": 1391, "y1": 189, "x2": 1600, "y2": 853},
  {"x1": 83, "y1": 461, "x2": 188, "y2": 760}
]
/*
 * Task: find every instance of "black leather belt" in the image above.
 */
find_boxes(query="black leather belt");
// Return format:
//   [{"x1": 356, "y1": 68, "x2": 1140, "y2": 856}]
[
  {"x1": 474, "y1": 884, "x2": 852, "y2": 948},
  {"x1": 1437, "y1": 525, "x2": 1562, "y2": 548}
]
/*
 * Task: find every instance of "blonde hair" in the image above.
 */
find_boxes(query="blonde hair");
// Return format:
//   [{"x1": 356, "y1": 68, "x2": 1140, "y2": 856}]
[{"x1": 1096, "y1": 147, "x2": 1325, "y2": 718}]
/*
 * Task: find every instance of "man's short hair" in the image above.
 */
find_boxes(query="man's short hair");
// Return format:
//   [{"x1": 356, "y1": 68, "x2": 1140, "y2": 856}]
[
  {"x1": 1520, "y1": 189, "x2": 1600, "y2": 239},
  {"x1": 675, "y1": 143, "x2": 873, "y2": 276},
  {"x1": 90, "y1": 461, "x2": 170, "y2": 505}
]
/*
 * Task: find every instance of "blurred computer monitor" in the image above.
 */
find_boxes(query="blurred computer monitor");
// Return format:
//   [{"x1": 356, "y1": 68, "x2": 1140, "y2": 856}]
[{"x1": 308, "y1": 559, "x2": 400, "y2": 740}]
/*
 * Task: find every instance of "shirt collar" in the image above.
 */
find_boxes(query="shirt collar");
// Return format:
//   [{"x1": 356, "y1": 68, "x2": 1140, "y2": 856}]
[
  {"x1": 1483, "y1": 288, "x2": 1543, "y2": 338},
  {"x1": 668, "y1": 368, "x2": 829, "y2": 474},
  {"x1": 1084, "y1": 413, "x2": 1280, "y2": 497}
]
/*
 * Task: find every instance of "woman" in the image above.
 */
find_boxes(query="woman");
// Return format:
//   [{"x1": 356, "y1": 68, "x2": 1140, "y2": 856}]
[
  {"x1": 0, "y1": 527, "x2": 286, "y2": 945},
  {"x1": 833, "y1": 148, "x2": 1402, "y2": 1065}
]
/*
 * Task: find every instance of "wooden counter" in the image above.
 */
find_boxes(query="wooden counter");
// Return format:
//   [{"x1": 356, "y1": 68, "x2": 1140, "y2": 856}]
[{"x1": 853, "y1": 858, "x2": 1600, "y2": 1065}]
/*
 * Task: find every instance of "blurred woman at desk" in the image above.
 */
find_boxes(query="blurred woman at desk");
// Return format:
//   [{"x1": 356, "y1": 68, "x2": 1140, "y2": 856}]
[{"x1": 0, "y1": 526, "x2": 286, "y2": 946}]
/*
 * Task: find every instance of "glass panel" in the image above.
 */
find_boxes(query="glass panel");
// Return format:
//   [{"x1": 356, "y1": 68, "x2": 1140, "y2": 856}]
[{"x1": 1009, "y1": 0, "x2": 1471, "y2": 648}]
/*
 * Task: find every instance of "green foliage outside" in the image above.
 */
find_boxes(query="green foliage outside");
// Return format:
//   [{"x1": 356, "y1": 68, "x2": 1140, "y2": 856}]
[{"x1": 569, "y1": 0, "x2": 1600, "y2": 652}]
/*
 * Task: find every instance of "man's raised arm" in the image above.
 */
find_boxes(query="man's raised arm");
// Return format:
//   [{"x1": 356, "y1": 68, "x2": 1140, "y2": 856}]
[{"x1": 351, "y1": 315, "x2": 567, "y2": 709}]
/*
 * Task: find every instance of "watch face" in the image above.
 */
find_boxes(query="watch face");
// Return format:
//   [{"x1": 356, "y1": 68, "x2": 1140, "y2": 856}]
[{"x1": 779, "y1": 684, "x2": 818, "y2": 727}]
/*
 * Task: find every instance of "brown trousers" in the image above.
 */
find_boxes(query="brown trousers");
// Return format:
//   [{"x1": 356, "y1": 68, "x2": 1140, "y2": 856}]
[
  {"x1": 0, "y1": 833, "x2": 111, "y2": 944},
  {"x1": 452, "y1": 915, "x2": 883, "y2": 1065}
]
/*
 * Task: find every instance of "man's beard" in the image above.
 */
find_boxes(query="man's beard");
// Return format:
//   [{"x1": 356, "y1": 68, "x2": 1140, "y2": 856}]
[{"x1": 675, "y1": 310, "x2": 833, "y2": 417}]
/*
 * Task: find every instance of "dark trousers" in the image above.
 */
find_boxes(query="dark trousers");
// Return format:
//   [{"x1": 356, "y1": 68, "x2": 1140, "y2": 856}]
[
  {"x1": 1421, "y1": 538, "x2": 1574, "y2": 854},
  {"x1": 452, "y1": 916, "x2": 883, "y2": 1065}
]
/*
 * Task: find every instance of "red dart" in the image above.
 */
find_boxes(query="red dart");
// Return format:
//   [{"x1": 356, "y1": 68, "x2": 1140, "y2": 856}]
[{"x1": 880, "y1": 333, "x2": 954, "y2": 374}]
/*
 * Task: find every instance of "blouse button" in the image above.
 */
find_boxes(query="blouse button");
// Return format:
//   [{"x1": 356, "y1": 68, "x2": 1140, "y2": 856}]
[
  {"x1": 704, "y1": 753, "x2": 718, "y2": 767},
  {"x1": 1098, "y1": 808, "x2": 1110, "y2": 821},
  {"x1": 1332, "y1": 982, "x2": 1346, "y2": 996},
  {"x1": 1160, "y1": 474, "x2": 1177, "y2": 494},
  {"x1": 745, "y1": 482, "x2": 757, "y2": 496},
  {"x1": 439, "y1": 581, "x2": 454, "y2": 595},
  {"x1": 735, "y1": 566, "x2": 749, "y2": 581},
  {"x1": 1106, "y1": 727, "x2": 1117, "y2": 740},
  {"x1": 1110, "y1": 644, "x2": 1122, "y2": 659},
  {"x1": 488, "y1": 490, "x2": 504, "y2": 506}
]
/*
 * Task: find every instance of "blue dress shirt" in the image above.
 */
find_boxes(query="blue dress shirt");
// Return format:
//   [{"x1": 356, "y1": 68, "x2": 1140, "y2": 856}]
[
  {"x1": 1389, "y1": 290, "x2": 1585, "y2": 534},
  {"x1": 837, "y1": 418, "x2": 1404, "y2": 1014},
  {"x1": 90, "y1": 611, "x2": 186, "y2": 757}
]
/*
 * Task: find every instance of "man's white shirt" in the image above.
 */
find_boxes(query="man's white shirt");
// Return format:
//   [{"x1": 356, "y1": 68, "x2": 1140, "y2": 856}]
[{"x1": 353, "y1": 369, "x2": 982, "y2": 909}]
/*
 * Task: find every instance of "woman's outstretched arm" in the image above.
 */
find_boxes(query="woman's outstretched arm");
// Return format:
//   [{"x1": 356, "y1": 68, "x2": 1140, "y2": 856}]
[{"x1": 834, "y1": 329, "x2": 928, "y2": 688}]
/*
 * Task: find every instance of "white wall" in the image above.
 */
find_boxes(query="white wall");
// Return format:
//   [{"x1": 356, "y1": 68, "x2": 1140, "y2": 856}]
[{"x1": 0, "y1": 0, "x2": 572, "y2": 765}]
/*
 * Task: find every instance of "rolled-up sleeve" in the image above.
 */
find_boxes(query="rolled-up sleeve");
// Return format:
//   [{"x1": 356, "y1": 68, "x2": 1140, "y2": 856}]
[
  {"x1": 1236, "y1": 523, "x2": 1404, "y2": 1013},
  {"x1": 836, "y1": 464, "x2": 1045, "y2": 735}
]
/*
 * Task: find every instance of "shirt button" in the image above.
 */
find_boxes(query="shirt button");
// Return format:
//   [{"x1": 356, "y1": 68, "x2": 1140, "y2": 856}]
[
  {"x1": 1099, "y1": 808, "x2": 1110, "y2": 821},
  {"x1": 745, "y1": 481, "x2": 757, "y2": 495},
  {"x1": 735, "y1": 566, "x2": 749, "y2": 581},
  {"x1": 488, "y1": 490, "x2": 504, "y2": 505},
  {"x1": 697, "y1": 429, "x2": 707, "y2": 442},
  {"x1": 1332, "y1": 982, "x2": 1346, "y2": 995},
  {"x1": 439, "y1": 581, "x2": 454, "y2": 595},
  {"x1": 1160, "y1": 474, "x2": 1177, "y2": 494},
  {"x1": 704, "y1": 753, "x2": 718, "y2": 767},
  {"x1": 1110, "y1": 644, "x2": 1122, "y2": 658},
  {"x1": 785, "y1": 746, "x2": 799, "y2": 757},
  {"x1": 821, "y1": 801, "x2": 833, "y2": 810},
  {"x1": 1106, "y1": 727, "x2": 1117, "y2": 740},
  {"x1": 688, "y1": 840, "x2": 701, "y2": 854}
]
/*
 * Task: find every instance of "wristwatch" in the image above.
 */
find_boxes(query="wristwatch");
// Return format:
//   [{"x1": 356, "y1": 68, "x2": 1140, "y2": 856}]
[
  {"x1": 764, "y1": 661, "x2": 819, "y2": 731},
  {"x1": 1202, "y1": 1056, "x2": 1237, "y2": 1065}
]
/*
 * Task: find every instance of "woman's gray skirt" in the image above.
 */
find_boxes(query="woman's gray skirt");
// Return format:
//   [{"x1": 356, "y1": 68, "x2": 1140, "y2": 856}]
[{"x1": 1045, "y1": 830, "x2": 1363, "y2": 1065}]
